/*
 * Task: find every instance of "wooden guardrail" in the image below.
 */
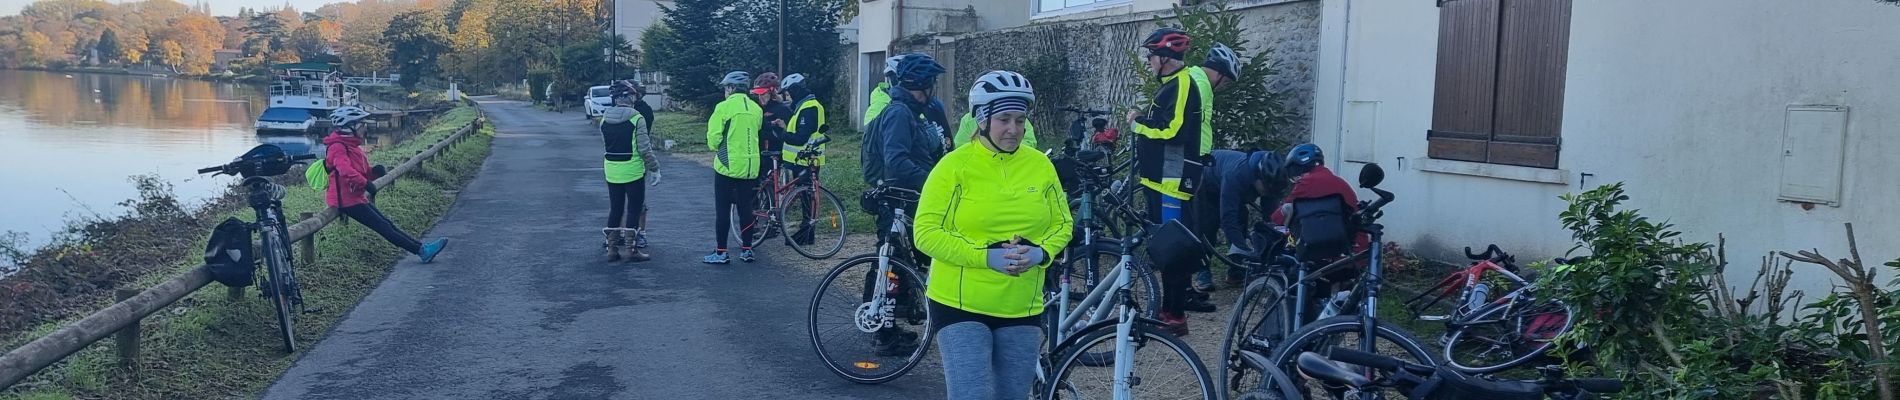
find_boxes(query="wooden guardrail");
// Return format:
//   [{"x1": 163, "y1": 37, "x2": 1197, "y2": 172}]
[{"x1": 0, "y1": 114, "x2": 487, "y2": 389}]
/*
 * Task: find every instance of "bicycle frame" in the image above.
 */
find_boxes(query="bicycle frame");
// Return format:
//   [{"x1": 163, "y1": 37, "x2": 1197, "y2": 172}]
[
  {"x1": 244, "y1": 177, "x2": 299, "y2": 306},
  {"x1": 860, "y1": 198, "x2": 917, "y2": 332}
]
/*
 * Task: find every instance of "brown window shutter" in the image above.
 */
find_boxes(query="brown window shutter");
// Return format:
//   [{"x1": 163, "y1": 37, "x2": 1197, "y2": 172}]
[
  {"x1": 1428, "y1": 0, "x2": 1502, "y2": 163},
  {"x1": 1489, "y1": 0, "x2": 1571, "y2": 168}
]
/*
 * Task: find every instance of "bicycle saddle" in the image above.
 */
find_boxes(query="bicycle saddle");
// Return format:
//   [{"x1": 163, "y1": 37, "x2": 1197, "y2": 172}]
[{"x1": 1297, "y1": 352, "x2": 1371, "y2": 388}]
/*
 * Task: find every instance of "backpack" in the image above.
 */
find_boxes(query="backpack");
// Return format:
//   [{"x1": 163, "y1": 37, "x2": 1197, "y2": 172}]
[
  {"x1": 204, "y1": 217, "x2": 256, "y2": 287},
  {"x1": 1288, "y1": 195, "x2": 1353, "y2": 260}
]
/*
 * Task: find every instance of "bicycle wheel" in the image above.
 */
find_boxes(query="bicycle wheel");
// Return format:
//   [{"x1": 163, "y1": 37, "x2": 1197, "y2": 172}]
[
  {"x1": 807, "y1": 254, "x2": 933, "y2": 384},
  {"x1": 261, "y1": 229, "x2": 297, "y2": 353},
  {"x1": 1263, "y1": 316, "x2": 1436, "y2": 399},
  {"x1": 1442, "y1": 298, "x2": 1574, "y2": 374},
  {"x1": 1219, "y1": 274, "x2": 1293, "y2": 396},
  {"x1": 784, "y1": 186, "x2": 847, "y2": 259},
  {"x1": 1044, "y1": 321, "x2": 1217, "y2": 400}
]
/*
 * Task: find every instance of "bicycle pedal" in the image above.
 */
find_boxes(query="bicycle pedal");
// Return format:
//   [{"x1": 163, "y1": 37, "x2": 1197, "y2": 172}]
[{"x1": 1418, "y1": 315, "x2": 1449, "y2": 322}]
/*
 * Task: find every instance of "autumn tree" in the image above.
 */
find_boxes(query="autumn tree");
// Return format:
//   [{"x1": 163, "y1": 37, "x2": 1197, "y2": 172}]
[
  {"x1": 154, "y1": 39, "x2": 184, "y2": 69},
  {"x1": 19, "y1": 31, "x2": 53, "y2": 67},
  {"x1": 289, "y1": 20, "x2": 341, "y2": 63}
]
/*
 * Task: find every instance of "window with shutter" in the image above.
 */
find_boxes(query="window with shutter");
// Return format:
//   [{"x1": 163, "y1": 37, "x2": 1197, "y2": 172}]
[{"x1": 1428, "y1": 0, "x2": 1571, "y2": 169}]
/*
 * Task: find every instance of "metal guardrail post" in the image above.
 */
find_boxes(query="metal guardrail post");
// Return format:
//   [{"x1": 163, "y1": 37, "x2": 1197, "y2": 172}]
[
  {"x1": 113, "y1": 289, "x2": 138, "y2": 371},
  {"x1": 300, "y1": 212, "x2": 317, "y2": 266}
]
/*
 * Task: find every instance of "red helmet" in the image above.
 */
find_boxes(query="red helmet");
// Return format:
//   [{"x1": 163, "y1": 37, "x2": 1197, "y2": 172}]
[
  {"x1": 751, "y1": 72, "x2": 781, "y2": 95},
  {"x1": 1142, "y1": 28, "x2": 1191, "y2": 60}
]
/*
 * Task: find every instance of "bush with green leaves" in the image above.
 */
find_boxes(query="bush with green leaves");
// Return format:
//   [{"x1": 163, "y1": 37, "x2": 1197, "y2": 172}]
[
  {"x1": 1541, "y1": 182, "x2": 1898, "y2": 400},
  {"x1": 1130, "y1": 0, "x2": 1301, "y2": 151}
]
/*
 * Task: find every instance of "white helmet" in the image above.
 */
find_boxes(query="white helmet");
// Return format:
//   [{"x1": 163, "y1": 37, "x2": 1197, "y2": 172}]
[
  {"x1": 330, "y1": 106, "x2": 371, "y2": 128},
  {"x1": 967, "y1": 70, "x2": 1035, "y2": 114},
  {"x1": 780, "y1": 73, "x2": 807, "y2": 92},
  {"x1": 1204, "y1": 42, "x2": 1242, "y2": 81},
  {"x1": 884, "y1": 55, "x2": 903, "y2": 76}
]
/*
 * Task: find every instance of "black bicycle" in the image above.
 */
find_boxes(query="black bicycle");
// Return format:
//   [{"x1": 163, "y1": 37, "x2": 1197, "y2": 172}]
[
  {"x1": 1282, "y1": 346, "x2": 1622, "y2": 400},
  {"x1": 198, "y1": 144, "x2": 316, "y2": 353}
]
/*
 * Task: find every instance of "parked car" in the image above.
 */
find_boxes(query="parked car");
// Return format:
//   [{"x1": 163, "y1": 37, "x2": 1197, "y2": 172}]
[{"x1": 585, "y1": 85, "x2": 613, "y2": 118}]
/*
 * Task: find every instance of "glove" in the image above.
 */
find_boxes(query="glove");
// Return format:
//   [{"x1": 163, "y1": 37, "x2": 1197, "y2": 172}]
[
  {"x1": 365, "y1": 182, "x2": 379, "y2": 194},
  {"x1": 986, "y1": 248, "x2": 1019, "y2": 275},
  {"x1": 648, "y1": 171, "x2": 663, "y2": 186}
]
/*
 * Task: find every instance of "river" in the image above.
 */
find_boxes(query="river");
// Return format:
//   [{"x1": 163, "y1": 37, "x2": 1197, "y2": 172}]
[{"x1": 0, "y1": 69, "x2": 318, "y2": 253}]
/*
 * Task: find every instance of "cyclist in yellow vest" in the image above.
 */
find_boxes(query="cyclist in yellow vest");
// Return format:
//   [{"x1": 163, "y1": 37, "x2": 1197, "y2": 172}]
[
  {"x1": 705, "y1": 71, "x2": 764, "y2": 264},
  {"x1": 1187, "y1": 42, "x2": 1244, "y2": 292},
  {"x1": 778, "y1": 73, "x2": 826, "y2": 246},
  {"x1": 1126, "y1": 27, "x2": 1210, "y2": 336},
  {"x1": 915, "y1": 70, "x2": 1073, "y2": 399}
]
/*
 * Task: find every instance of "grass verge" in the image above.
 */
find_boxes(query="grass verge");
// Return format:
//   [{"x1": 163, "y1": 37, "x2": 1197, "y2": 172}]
[{"x1": 0, "y1": 107, "x2": 493, "y2": 400}]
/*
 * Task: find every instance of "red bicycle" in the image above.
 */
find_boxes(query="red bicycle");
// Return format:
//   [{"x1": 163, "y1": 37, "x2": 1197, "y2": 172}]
[
  {"x1": 1404, "y1": 244, "x2": 1575, "y2": 374},
  {"x1": 749, "y1": 136, "x2": 848, "y2": 259}
]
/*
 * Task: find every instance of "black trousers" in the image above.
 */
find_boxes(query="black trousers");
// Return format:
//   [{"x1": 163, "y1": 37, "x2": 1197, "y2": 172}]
[
  {"x1": 341, "y1": 204, "x2": 421, "y2": 255},
  {"x1": 607, "y1": 180, "x2": 647, "y2": 229},
  {"x1": 1146, "y1": 190, "x2": 1202, "y2": 316},
  {"x1": 714, "y1": 174, "x2": 759, "y2": 250}
]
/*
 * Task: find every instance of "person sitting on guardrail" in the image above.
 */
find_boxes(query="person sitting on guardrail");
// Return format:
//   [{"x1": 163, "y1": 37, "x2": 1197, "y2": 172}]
[{"x1": 324, "y1": 106, "x2": 450, "y2": 263}]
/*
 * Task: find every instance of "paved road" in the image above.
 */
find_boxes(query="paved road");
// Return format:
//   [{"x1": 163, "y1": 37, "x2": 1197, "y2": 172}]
[{"x1": 264, "y1": 100, "x2": 945, "y2": 399}]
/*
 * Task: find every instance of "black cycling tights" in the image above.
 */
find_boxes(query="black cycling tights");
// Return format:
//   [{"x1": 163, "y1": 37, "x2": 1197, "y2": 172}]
[
  {"x1": 607, "y1": 180, "x2": 647, "y2": 229},
  {"x1": 713, "y1": 175, "x2": 758, "y2": 250},
  {"x1": 341, "y1": 204, "x2": 421, "y2": 255}
]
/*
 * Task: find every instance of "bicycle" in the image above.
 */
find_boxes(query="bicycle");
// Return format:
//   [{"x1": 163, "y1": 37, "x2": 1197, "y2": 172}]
[
  {"x1": 1219, "y1": 163, "x2": 1440, "y2": 399},
  {"x1": 806, "y1": 186, "x2": 933, "y2": 384},
  {"x1": 197, "y1": 144, "x2": 317, "y2": 353},
  {"x1": 1285, "y1": 346, "x2": 1622, "y2": 400},
  {"x1": 1404, "y1": 244, "x2": 1576, "y2": 374},
  {"x1": 1047, "y1": 144, "x2": 1158, "y2": 324},
  {"x1": 749, "y1": 135, "x2": 849, "y2": 259},
  {"x1": 1039, "y1": 162, "x2": 1217, "y2": 400}
]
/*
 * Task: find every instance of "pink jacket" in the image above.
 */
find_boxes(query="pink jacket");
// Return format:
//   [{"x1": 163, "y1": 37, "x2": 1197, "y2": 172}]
[{"x1": 324, "y1": 131, "x2": 372, "y2": 208}]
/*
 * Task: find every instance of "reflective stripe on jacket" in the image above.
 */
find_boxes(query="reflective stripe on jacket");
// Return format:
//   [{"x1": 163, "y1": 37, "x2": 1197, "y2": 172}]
[
  {"x1": 1133, "y1": 68, "x2": 1207, "y2": 200},
  {"x1": 783, "y1": 97, "x2": 827, "y2": 166}
]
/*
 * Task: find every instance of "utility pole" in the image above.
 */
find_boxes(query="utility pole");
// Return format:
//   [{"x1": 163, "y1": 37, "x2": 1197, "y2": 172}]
[{"x1": 777, "y1": 0, "x2": 785, "y2": 75}]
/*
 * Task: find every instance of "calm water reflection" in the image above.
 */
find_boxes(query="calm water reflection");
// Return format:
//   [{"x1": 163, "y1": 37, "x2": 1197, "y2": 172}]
[{"x1": 0, "y1": 69, "x2": 306, "y2": 250}]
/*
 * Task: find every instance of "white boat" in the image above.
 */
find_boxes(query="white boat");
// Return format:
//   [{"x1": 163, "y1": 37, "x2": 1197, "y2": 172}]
[
  {"x1": 258, "y1": 63, "x2": 394, "y2": 129},
  {"x1": 255, "y1": 107, "x2": 317, "y2": 133}
]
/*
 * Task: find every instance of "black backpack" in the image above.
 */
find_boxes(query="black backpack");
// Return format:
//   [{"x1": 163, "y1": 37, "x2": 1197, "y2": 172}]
[
  {"x1": 1289, "y1": 195, "x2": 1353, "y2": 260},
  {"x1": 204, "y1": 217, "x2": 256, "y2": 287}
]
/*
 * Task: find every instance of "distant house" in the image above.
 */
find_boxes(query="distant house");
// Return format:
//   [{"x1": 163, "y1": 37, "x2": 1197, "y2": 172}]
[
  {"x1": 213, "y1": 49, "x2": 243, "y2": 71},
  {"x1": 1307, "y1": 0, "x2": 1900, "y2": 291}
]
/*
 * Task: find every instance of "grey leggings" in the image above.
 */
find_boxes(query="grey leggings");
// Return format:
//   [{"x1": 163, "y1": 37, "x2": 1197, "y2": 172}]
[{"x1": 938, "y1": 322, "x2": 1043, "y2": 400}]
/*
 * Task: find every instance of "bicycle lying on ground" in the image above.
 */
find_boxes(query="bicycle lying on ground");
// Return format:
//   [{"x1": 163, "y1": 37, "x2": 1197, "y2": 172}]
[
  {"x1": 1285, "y1": 346, "x2": 1622, "y2": 400},
  {"x1": 197, "y1": 144, "x2": 317, "y2": 353},
  {"x1": 1404, "y1": 244, "x2": 1576, "y2": 374},
  {"x1": 749, "y1": 135, "x2": 848, "y2": 259}
]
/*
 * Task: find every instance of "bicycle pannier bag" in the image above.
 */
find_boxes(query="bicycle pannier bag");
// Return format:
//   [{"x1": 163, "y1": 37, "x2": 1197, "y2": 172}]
[
  {"x1": 204, "y1": 217, "x2": 255, "y2": 287},
  {"x1": 1289, "y1": 195, "x2": 1351, "y2": 259}
]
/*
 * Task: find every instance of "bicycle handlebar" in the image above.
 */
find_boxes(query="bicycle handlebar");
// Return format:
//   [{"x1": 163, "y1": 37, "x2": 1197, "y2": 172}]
[
  {"x1": 197, "y1": 166, "x2": 224, "y2": 174},
  {"x1": 1465, "y1": 244, "x2": 1508, "y2": 262},
  {"x1": 196, "y1": 154, "x2": 319, "y2": 176}
]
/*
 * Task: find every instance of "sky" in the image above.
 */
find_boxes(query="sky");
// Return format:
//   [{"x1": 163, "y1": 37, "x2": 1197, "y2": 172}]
[{"x1": 2, "y1": 0, "x2": 342, "y2": 17}]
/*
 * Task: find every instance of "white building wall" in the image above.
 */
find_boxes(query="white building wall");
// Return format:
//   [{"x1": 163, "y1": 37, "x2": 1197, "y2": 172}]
[
  {"x1": 612, "y1": 0, "x2": 672, "y2": 45},
  {"x1": 1315, "y1": 0, "x2": 1900, "y2": 293}
]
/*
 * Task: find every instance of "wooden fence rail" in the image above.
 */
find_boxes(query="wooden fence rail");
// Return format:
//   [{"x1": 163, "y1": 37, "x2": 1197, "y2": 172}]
[{"x1": 0, "y1": 114, "x2": 486, "y2": 390}]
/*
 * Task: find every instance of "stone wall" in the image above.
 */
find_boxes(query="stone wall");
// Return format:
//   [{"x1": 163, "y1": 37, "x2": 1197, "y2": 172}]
[{"x1": 893, "y1": 0, "x2": 1322, "y2": 143}]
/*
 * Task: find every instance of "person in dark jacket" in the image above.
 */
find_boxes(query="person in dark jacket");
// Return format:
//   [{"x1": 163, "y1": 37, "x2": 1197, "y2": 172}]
[
  {"x1": 861, "y1": 53, "x2": 949, "y2": 242},
  {"x1": 1127, "y1": 27, "x2": 1211, "y2": 335},
  {"x1": 323, "y1": 106, "x2": 448, "y2": 263},
  {"x1": 1195, "y1": 149, "x2": 1284, "y2": 285}
]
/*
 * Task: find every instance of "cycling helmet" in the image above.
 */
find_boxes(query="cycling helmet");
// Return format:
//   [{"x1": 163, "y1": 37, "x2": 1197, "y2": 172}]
[
  {"x1": 891, "y1": 53, "x2": 946, "y2": 91},
  {"x1": 719, "y1": 71, "x2": 750, "y2": 88},
  {"x1": 1253, "y1": 150, "x2": 1283, "y2": 182},
  {"x1": 1285, "y1": 143, "x2": 1324, "y2": 175},
  {"x1": 1142, "y1": 27, "x2": 1191, "y2": 60},
  {"x1": 780, "y1": 73, "x2": 807, "y2": 92},
  {"x1": 1205, "y1": 42, "x2": 1241, "y2": 81},
  {"x1": 967, "y1": 70, "x2": 1035, "y2": 119},
  {"x1": 751, "y1": 72, "x2": 780, "y2": 95},
  {"x1": 884, "y1": 54, "x2": 905, "y2": 78},
  {"x1": 330, "y1": 106, "x2": 372, "y2": 128}
]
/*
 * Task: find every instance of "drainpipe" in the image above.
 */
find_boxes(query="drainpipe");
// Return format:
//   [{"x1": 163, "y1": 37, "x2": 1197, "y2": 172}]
[
  {"x1": 893, "y1": 0, "x2": 905, "y2": 52},
  {"x1": 1331, "y1": 0, "x2": 1353, "y2": 171}
]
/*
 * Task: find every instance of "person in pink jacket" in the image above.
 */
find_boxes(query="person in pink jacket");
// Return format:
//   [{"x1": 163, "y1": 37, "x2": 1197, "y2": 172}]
[{"x1": 325, "y1": 106, "x2": 449, "y2": 263}]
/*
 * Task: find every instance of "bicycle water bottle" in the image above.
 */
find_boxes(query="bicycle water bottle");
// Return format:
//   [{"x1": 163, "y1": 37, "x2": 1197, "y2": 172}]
[
  {"x1": 1465, "y1": 283, "x2": 1491, "y2": 315},
  {"x1": 1319, "y1": 291, "x2": 1351, "y2": 319}
]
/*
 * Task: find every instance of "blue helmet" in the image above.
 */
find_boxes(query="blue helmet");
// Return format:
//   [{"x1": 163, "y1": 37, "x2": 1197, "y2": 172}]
[
  {"x1": 1284, "y1": 143, "x2": 1324, "y2": 175},
  {"x1": 890, "y1": 53, "x2": 946, "y2": 91}
]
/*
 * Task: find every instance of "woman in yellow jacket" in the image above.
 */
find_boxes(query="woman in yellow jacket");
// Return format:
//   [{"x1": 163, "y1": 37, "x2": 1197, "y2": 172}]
[
  {"x1": 705, "y1": 71, "x2": 764, "y2": 264},
  {"x1": 914, "y1": 71, "x2": 1072, "y2": 400}
]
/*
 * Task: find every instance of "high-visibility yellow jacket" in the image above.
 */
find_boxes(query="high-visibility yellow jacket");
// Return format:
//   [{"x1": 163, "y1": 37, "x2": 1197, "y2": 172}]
[
  {"x1": 914, "y1": 141, "x2": 1075, "y2": 318},
  {"x1": 708, "y1": 93, "x2": 763, "y2": 179},
  {"x1": 1132, "y1": 68, "x2": 1207, "y2": 200},
  {"x1": 783, "y1": 97, "x2": 827, "y2": 166}
]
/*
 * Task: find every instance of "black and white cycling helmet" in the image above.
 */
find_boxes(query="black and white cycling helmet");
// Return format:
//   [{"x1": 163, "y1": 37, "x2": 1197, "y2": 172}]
[
  {"x1": 1205, "y1": 42, "x2": 1241, "y2": 81},
  {"x1": 781, "y1": 73, "x2": 807, "y2": 92},
  {"x1": 719, "y1": 71, "x2": 750, "y2": 88},
  {"x1": 330, "y1": 106, "x2": 371, "y2": 127},
  {"x1": 967, "y1": 70, "x2": 1035, "y2": 121}
]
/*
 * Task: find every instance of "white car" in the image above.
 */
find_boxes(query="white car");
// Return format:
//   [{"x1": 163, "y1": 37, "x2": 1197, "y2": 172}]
[{"x1": 584, "y1": 85, "x2": 613, "y2": 118}]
